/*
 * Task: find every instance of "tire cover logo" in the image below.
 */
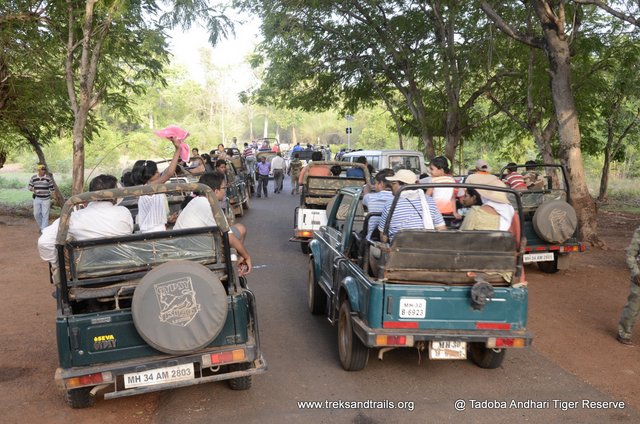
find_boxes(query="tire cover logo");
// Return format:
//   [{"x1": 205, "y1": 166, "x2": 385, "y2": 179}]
[{"x1": 155, "y1": 277, "x2": 201, "y2": 326}]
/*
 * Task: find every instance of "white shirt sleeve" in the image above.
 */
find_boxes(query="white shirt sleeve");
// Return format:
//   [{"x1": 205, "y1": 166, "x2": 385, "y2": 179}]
[{"x1": 38, "y1": 219, "x2": 60, "y2": 264}]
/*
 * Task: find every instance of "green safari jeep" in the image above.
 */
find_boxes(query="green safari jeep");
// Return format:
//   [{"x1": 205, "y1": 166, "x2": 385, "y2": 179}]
[
  {"x1": 308, "y1": 182, "x2": 532, "y2": 371},
  {"x1": 51, "y1": 183, "x2": 266, "y2": 408}
]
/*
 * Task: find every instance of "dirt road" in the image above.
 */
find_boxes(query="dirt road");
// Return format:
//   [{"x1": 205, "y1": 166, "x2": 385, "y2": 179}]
[{"x1": 0, "y1": 210, "x2": 639, "y2": 422}]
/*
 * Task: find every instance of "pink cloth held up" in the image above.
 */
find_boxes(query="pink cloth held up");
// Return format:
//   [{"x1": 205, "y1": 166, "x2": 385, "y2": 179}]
[{"x1": 154, "y1": 125, "x2": 190, "y2": 161}]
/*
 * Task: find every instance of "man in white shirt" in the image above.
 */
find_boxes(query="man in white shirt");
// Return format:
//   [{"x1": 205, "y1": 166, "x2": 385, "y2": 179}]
[
  {"x1": 174, "y1": 172, "x2": 252, "y2": 276},
  {"x1": 38, "y1": 175, "x2": 134, "y2": 265},
  {"x1": 271, "y1": 152, "x2": 286, "y2": 193}
]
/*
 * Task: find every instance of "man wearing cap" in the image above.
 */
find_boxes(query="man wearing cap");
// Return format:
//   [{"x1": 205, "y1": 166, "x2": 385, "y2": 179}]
[
  {"x1": 29, "y1": 164, "x2": 54, "y2": 232},
  {"x1": 378, "y1": 169, "x2": 446, "y2": 242},
  {"x1": 474, "y1": 159, "x2": 492, "y2": 175}
]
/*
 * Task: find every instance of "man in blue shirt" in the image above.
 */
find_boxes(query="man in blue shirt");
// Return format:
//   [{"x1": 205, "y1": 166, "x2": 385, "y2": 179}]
[
  {"x1": 346, "y1": 156, "x2": 367, "y2": 178},
  {"x1": 256, "y1": 156, "x2": 271, "y2": 198},
  {"x1": 378, "y1": 169, "x2": 446, "y2": 242},
  {"x1": 363, "y1": 169, "x2": 395, "y2": 241}
]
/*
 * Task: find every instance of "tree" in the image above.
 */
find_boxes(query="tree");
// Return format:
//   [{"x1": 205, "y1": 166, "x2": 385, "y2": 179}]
[{"x1": 481, "y1": 1, "x2": 602, "y2": 246}]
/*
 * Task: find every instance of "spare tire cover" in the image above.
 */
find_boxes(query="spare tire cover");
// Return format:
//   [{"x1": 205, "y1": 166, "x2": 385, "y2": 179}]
[
  {"x1": 132, "y1": 261, "x2": 228, "y2": 355},
  {"x1": 532, "y1": 199, "x2": 577, "y2": 244}
]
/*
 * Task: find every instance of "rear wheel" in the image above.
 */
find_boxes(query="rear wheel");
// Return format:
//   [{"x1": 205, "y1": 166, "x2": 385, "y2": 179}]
[
  {"x1": 65, "y1": 387, "x2": 94, "y2": 409},
  {"x1": 338, "y1": 299, "x2": 369, "y2": 371},
  {"x1": 537, "y1": 252, "x2": 559, "y2": 273},
  {"x1": 469, "y1": 343, "x2": 505, "y2": 369},
  {"x1": 307, "y1": 257, "x2": 326, "y2": 315},
  {"x1": 300, "y1": 241, "x2": 310, "y2": 254},
  {"x1": 227, "y1": 363, "x2": 252, "y2": 390}
]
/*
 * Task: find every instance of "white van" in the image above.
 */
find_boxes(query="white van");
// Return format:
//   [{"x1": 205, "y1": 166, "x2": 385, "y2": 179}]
[{"x1": 341, "y1": 149, "x2": 428, "y2": 176}]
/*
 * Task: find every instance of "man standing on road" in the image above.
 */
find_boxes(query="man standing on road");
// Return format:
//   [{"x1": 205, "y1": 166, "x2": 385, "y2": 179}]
[
  {"x1": 28, "y1": 164, "x2": 54, "y2": 232},
  {"x1": 256, "y1": 156, "x2": 271, "y2": 198},
  {"x1": 243, "y1": 142, "x2": 256, "y2": 185},
  {"x1": 617, "y1": 226, "x2": 640, "y2": 346},
  {"x1": 271, "y1": 152, "x2": 285, "y2": 193},
  {"x1": 288, "y1": 153, "x2": 303, "y2": 195}
]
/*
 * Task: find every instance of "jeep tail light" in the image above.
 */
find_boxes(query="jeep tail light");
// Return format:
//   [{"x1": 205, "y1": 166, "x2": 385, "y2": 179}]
[
  {"x1": 202, "y1": 349, "x2": 246, "y2": 367},
  {"x1": 375, "y1": 335, "x2": 413, "y2": 346},
  {"x1": 487, "y1": 338, "x2": 526, "y2": 348},
  {"x1": 476, "y1": 322, "x2": 511, "y2": 330},
  {"x1": 559, "y1": 245, "x2": 581, "y2": 253},
  {"x1": 65, "y1": 372, "x2": 112, "y2": 388},
  {"x1": 297, "y1": 230, "x2": 313, "y2": 238},
  {"x1": 383, "y1": 321, "x2": 418, "y2": 329}
]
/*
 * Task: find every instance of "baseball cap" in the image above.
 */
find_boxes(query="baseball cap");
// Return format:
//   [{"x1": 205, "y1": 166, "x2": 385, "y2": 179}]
[
  {"x1": 386, "y1": 169, "x2": 417, "y2": 185},
  {"x1": 475, "y1": 159, "x2": 491, "y2": 172}
]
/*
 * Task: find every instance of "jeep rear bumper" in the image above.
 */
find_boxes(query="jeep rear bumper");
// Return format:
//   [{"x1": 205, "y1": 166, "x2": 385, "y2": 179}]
[
  {"x1": 55, "y1": 343, "x2": 267, "y2": 400},
  {"x1": 351, "y1": 316, "x2": 533, "y2": 348}
]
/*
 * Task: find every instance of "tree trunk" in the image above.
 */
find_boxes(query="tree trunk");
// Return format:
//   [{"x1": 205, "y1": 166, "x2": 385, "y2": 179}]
[
  {"x1": 598, "y1": 152, "x2": 610, "y2": 203},
  {"x1": 71, "y1": 109, "x2": 88, "y2": 195},
  {"x1": 531, "y1": 0, "x2": 602, "y2": 247},
  {"x1": 598, "y1": 131, "x2": 613, "y2": 202}
]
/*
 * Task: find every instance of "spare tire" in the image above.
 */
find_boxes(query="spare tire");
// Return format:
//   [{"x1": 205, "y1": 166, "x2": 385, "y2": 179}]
[
  {"x1": 532, "y1": 199, "x2": 577, "y2": 244},
  {"x1": 132, "y1": 261, "x2": 228, "y2": 355}
]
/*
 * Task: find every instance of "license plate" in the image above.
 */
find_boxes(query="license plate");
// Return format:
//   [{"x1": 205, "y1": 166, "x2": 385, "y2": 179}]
[
  {"x1": 399, "y1": 298, "x2": 426, "y2": 319},
  {"x1": 124, "y1": 363, "x2": 195, "y2": 389},
  {"x1": 523, "y1": 252, "x2": 555, "y2": 263},
  {"x1": 429, "y1": 341, "x2": 467, "y2": 360}
]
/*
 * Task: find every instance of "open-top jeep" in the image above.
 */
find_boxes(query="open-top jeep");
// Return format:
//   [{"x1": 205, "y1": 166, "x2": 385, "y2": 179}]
[
  {"x1": 52, "y1": 184, "x2": 266, "y2": 408},
  {"x1": 307, "y1": 182, "x2": 531, "y2": 371},
  {"x1": 290, "y1": 161, "x2": 370, "y2": 254},
  {"x1": 499, "y1": 163, "x2": 584, "y2": 273}
]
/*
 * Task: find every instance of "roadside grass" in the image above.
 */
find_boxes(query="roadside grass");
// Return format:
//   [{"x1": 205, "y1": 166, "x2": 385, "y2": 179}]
[{"x1": 0, "y1": 189, "x2": 32, "y2": 204}]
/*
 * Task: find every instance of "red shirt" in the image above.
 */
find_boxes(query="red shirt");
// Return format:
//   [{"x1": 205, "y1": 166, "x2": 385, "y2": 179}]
[{"x1": 504, "y1": 172, "x2": 526, "y2": 190}]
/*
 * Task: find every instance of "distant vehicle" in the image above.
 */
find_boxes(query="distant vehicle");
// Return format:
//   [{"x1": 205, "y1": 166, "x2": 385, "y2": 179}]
[
  {"x1": 308, "y1": 182, "x2": 531, "y2": 371},
  {"x1": 498, "y1": 163, "x2": 584, "y2": 273},
  {"x1": 341, "y1": 149, "x2": 428, "y2": 176},
  {"x1": 290, "y1": 161, "x2": 370, "y2": 254}
]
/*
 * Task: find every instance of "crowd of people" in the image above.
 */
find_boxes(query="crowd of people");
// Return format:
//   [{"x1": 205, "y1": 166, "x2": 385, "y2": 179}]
[{"x1": 28, "y1": 134, "x2": 640, "y2": 346}]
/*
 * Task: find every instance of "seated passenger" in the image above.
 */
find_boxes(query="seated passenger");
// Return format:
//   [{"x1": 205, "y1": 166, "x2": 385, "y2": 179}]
[
  {"x1": 378, "y1": 170, "x2": 446, "y2": 243},
  {"x1": 421, "y1": 156, "x2": 456, "y2": 215},
  {"x1": 298, "y1": 151, "x2": 332, "y2": 185},
  {"x1": 330, "y1": 165, "x2": 342, "y2": 176},
  {"x1": 461, "y1": 173, "x2": 514, "y2": 231},
  {"x1": 346, "y1": 156, "x2": 367, "y2": 178},
  {"x1": 362, "y1": 169, "x2": 395, "y2": 240},
  {"x1": 38, "y1": 175, "x2": 134, "y2": 266},
  {"x1": 185, "y1": 152, "x2": 206, "y2": 174},
  {"x1": 174, "y1": 172, "x2": 251, "y2": 276},
  {"x1": 456, "y1": 187, "x2": 482, "y2": 219},
  {"x1": 502, "y1": 162, "x2": 527, "y2": 191},
  {"x1": 523, "y1": 160, "x2": 545, "y2": 190},
  {"x1": 131, "y1": 136, "x2": 182, "y2": 232}
]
